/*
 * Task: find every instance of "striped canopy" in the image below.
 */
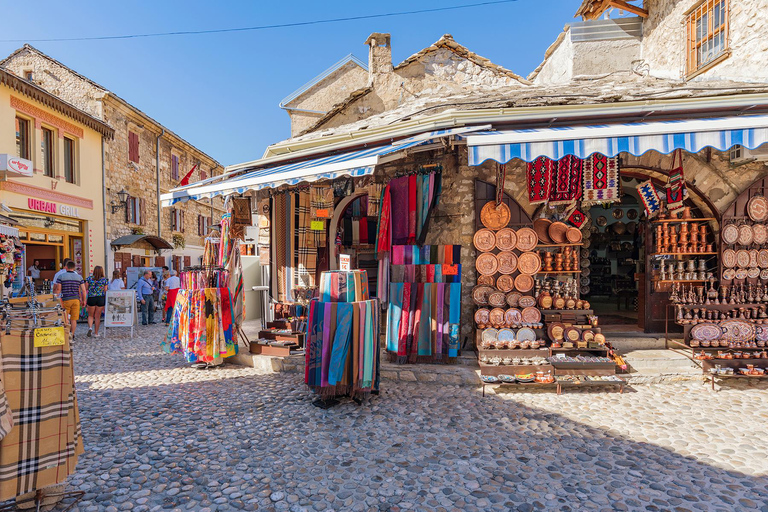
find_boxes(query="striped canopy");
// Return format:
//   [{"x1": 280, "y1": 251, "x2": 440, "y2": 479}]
[{"x1": 467, "y1": 115, "x2": 768, "y2": 165}]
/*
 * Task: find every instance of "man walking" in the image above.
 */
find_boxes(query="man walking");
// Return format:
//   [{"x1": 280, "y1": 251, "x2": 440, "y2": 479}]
[
  {"x1": 137, "y1": 270, "x2": 156, "y2": 325},
  {"x1": 53, "y1": 261, "x2": 86, "y2": 341}
]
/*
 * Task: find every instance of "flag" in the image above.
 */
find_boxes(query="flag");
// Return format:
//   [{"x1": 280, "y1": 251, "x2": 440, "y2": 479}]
[{"x1": 179, "y1": 164, "x2": 198, "y2": 187}]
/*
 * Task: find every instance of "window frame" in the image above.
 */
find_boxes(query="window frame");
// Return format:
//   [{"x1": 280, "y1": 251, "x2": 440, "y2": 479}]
[
  {"x1": 41, "y1": 126, "x2": 55, "y2": 178},
  {"x1": 15, "y1": 116, "x2": 30, "y2": 160},
  {"x1": 63, "y1": 136, "x2": 76, "y2": 184},
  {"x1": 685, "y1": 0, "x2": 730, "y2": 78}
]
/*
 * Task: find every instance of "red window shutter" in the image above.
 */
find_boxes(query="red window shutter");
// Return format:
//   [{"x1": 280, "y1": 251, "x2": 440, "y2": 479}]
[
  {"x1": 132, "y1": 255, "x2": 141, "y2": 267},
  {"x1": 183, "y1": 256, "x2": 191, "y2": 268},
  {"x1": 129, "y1": 132, "x2": 139, "y2": 163}
]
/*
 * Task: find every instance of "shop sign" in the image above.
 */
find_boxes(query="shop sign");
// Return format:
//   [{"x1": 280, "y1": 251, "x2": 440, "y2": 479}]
[
  {"x1": 442, "y1": 264, "x2": 459, "y2": 276},
  {"x1": 27, "y1": 198, "x2": 80, "y2": 217},
  {"x1": 340, "y1": 254, "x2": 351, "y2": 271},
  {"x1": 0, "y1": 154, "x2": 33, "y2": 177},
  {"x1": 315, "y1": 209, "x2": 330, "y2": 219},
  {"x1": 310, "y1": 220, "x2": 324, "y2": 231},
  {"x1": 34, "y1": 326, "x2": 66, "y2": 347}
]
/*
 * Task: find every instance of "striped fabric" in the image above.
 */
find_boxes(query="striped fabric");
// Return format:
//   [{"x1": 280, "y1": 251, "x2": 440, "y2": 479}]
[{"x1": 296, "y1": 191, "x2": 316, "y2": 288}]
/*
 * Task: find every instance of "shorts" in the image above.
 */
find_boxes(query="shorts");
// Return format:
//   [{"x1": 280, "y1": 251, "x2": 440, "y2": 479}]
[
  {"x1": 61, "y1": 299, "x2": 81, "y2": 322},
  {"x1": 87, "y1": 296, "x2": 106, "y2": 308}
]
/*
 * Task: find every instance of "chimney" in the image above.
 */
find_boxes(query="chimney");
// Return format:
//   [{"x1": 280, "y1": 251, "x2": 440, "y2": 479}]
[{"x1": 365, "y1": 32, "x2": 392, "y2": 86}]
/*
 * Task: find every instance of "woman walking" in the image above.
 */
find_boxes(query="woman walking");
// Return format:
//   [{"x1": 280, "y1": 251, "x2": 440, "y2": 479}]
[
  {"x1": 108, "y1": 270, "x2": 126, "y2": 291},
  {"x1": 85, "y1": 266, "x2": 109, "y2": 338}
]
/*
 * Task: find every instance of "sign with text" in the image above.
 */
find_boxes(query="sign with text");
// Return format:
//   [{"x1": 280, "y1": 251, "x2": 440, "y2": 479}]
[
  {"x1": 310, "y1": 220, "x2": 325, "y2": 231},
  {"x1": 34, "y1": 326, "x2": 66, "y2": 347},
  {"x1": 314, "y1": 209, "x2": 330, "y2": 219},
  {"x1": 340, "y1": 254, "x2": 351, "y2": 271},
  {"x1": 27, "y1": 198, "x2": 80, "y2": 217},
  {"x1": 105, "y1": 289, "x2": 137, "y2": 327},
  {"x1": 0, "y1": 154, "x2": 33, "y2": 177},
  {"x1": 442, "y1": 264, "x2": 459, "y2": 276}
]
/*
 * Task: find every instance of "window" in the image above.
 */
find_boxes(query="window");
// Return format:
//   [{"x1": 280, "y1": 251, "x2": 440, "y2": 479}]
[
  {"x1": 197, "y1": 214, "x2": 213, "y2": 236},
  {"x1": 128, "y1": 131, "x2": 140, "y2": 163},
  {"x1": 686, "y1": 0, "x2": 729, "y2": 77},
  {"x1": 24, "y1": 71, "x2": 33, "y2": 81},
  {"x1": 15, "y1": 117, "x2": 29, "y2": 159},
  {"x1": 41, "y1": 127, "x2": 54, "y2": 177},
  {"x1": 125, "y1": 196, "x2": 145, "y2": 225},
  {"x1": 200, "y1": 170, "x2": 207, "y2": 181},
  {"x1": 171, "y1": 208, "x2": 185, "y2": 233},
  {"x1": 63, "y1": 137, "x2": 76, "y2": 183},
  {"x1": 171, "y1": 154, "x2": 179, "y2": 181}
]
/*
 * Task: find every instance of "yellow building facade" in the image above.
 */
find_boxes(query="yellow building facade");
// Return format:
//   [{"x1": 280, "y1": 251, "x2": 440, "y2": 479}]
[{"x1": 0, "y1": 68, "x2": 113, "y2": 283}]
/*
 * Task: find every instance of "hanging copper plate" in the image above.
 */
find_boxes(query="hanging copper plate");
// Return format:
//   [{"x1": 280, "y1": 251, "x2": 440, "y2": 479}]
[
  {"x1": 480, "y1": 201, "x2": 511, "y2": 230},
  {"x1": 506, "y1": 291, "x2": 522, "y2": 307},
  {"x1": 748, "y1": 267, "x2": 760, "y2": 279},
  {"x1": 548, "y1": 222, "x2": 569, "y2": 244},
  {"x1": 489, "y1": 308, "x2": 506, "y2": 326},
  {"x1": 747, "y1": 195, "x2": 768, "y2": 222},
  {"x1": 482, "y1": 328, "x2": 499, "y2": 343},
  {"x1": 516, "y1": 228, "x2": 539, "y2": 252},
  {"x1": 472, "y1": 285, "x2": 494, "y2": 305},
  {"x1": 474, "y1": 308, "x2": 490, "y2": 325},
  {"x1": 761, "y1": 269, "x2": 768, "y2": 280},
  {"x1": 489, "y1": 292, "x2": 507, "y2": 308},
  {"x1": 759, "y1": 249, "x2": 768, "y2": 268},
  {"x1": 518, "y1": 295, "x2": 536, "y2": 308},
  {"x1": 548, "y1": 322, "x2": 565, "y2": 341},
  {"x1": 517, "y1": 252, "x2": 542, "y2": 275},
  {"x1": 737, "y1": 249, "x2": 751, "y2": 268},
  {"x1": 505, "y1": 308, "x2": 522, "y2": 325},
  {"x1": 514, "y1": 274, "x2": 534, "y2": 293},
  {"x1": 750, "y1": 249, "x2": 760, "y2": 268},
  {"x1": 626, "y1": 209, "x2": 638, "y2": 220},
  {"x1": 521, "y1": 306, "x2": 541, "y2": 324},
  {"x1": 722, "y1": 223, "x2": 739, "y2": 245},
  {"x1": 533, "y1": 219, "x2": 553, "y2": 244},
  {"x1": 477, "y1": 275, "x2": 495, "y2": 286},
  {"x1": 495, "y1": 228, "x2": 517, "y2": 251},
  {"x1": 753, "y1": 224, "x2": 768, "y2": 246},
  {"x1": 497, "y1": 251, "x2": 518, "y2": 274},
  {"x1": 566, "y1": 227, "x2": 583, "y2": 244},
  {"x1": 498, "y1": 329, "x2": 515, "y2": 342},
  {"x1": 722, "y1": 249, "x2": 737, "y2": 268},
  {"x1": 496, "y1": 274, "x2": 515, "y2": 293},
  {"x1": 473, "y1": 229, "x2": 496, "y2": 252},
  {"x1": 476, "y1": 253, "x2": 499, "y2": 275},
  {"x1": 596, "y1": 216, "x2": 608, "y2": 227},
  {"x1": 580, "y1": 285, "x2": 590, "y2": 295},
  {"x1": 739, "y1": 224, "x2": 754, "y2": 246}
]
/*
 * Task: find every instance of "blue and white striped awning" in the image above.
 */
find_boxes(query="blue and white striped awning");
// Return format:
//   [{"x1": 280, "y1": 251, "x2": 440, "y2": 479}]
[
  {"x1": 162, "y1": 139, "x2": 426, "y2": 206},
  {"x1": 467, "y1": 115, "x2": 768, "y2": 165}
]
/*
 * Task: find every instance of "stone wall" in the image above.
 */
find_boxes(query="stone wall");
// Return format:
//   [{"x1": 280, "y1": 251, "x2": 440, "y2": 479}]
[
  {"x1": 641, "y1": 0, "x2": 768, "y2": 81},
  {"x1": 530, "y1": 30, "x2": 573, "y2": 84}
]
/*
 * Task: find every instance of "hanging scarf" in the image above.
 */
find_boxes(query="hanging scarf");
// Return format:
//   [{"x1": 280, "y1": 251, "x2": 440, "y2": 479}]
[
  {"x1": 666, "y1": 149, "x2": 685, "y2": 211},
  {"x1": 407, "y1": 175, "x2": 417, "y2": 244},
  {"x1": 328, "y1": 302, "x2": 353, "y2": 386}
]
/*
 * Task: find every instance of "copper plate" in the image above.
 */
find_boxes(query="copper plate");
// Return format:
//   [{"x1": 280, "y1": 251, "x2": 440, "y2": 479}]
[
  {"x1": 759, "y1": 249, "x2": 768, "y2": 268},
  {"x1": 521, "y1": 306, "x2": 541, "y2": 324},
  {"x1": 480, "y1": 201, "x2": 511, "y2": 230},
  {"x1": 566, "y1": 227, "x2": 583, "y2": 244},
  {"x1": 472, "y1": 285, "x2": 494, "y2": 305},
  {"x1": 627, "y1": 209, "x2": 638, "y2": 220},
  {"x1": 496, "y1": 274, "x2": 515, "y2": 293},
  {"x1": 514, "y1": 274, "x2": 534, "y2": 293},
  {"x1": 516, "y1": 227, "x2": 538, "y2": 252},
  {"x1": 748, "y1": 267, "x2": 760, "y2": 279},
  {"x1": 497, "y1": 251, "x2": 518, "y2": 274},
  {"x1": 489, "y1": 308, "x2": 505, "y2": 326},
  {"x1": 737, "y1": 249, "x2": 751, "y2": 268},
  {"x1": 533, "y1": 219, "x2": 553, "y2": 244},
  {"x1": 612, "y1": 222, "x2": 626, "y2": 235},
  {"x1": 548, "y1": 222, "x2": 569, "y2": 244},
  {"x1": 505, "y1": 308, "x2": 522, "y2": 325},
  {"x1": 626, "y1": 221, "x2": 637, "y2": 234},
  {"x1": 506, "y1": 291, "x2": 522, "y2": 307},
  {"x1": 473, "y1": 229, "x2": 496, "y2": 252},
  {"x1": 750, "y1": 249, "x2": 760, "y2": 268},
  {"x1": 565, "y1": 327, "x2": 582, "y2": 342},
  {"x1": 495, "y1": 228, "x2": 517, "y2": 251},
  {"x1": 477, "y1": 275, "x2": 495, "y2": 286},
  {"x1": 474, "y1": 308, "x2": 490, "y2": 325},
  {"x1": 517, "y1": 252, "x2": 542, "y2": 275},
  {"x1": 476, "y1": 252, "x2": 499, "y2": 275},
  {"x1": 739, "y1": 224, "x2": 754, "y2": 246},
  {"x1": 721, "y1": 223, "x2": 739, "y2": 245},
  {"x1": 747, "y1": 195, "x2": 768, "y2": 222},
  {"x1": 518, "y1": 295, "x2": 536, "y2": 308},
  {"x1": 516, "y1": 328, "x2": 536, "y2": 343},
  {"x1": 489, "y1": 292, "x2": 507, "y2": 308},
  {"x1": 582, "y1": 267, "x2": 591, "y2": 277},
  {"x1": 482, "y1": 328, "x2": 499, "y2": 342},
  {"x1": 612, "y1": 208, "x2": 624, "y2": 219},
  {"x1": 596, "y1": 216, "x2": 607, "y2": 227},
  {"x1": 548, "y1": 322, "x2": 565, "y2": 341},
  {"x1": 722, "y1": 249, "x2": 737, "y2": 268},
  {"x1": 753, "y1": 224, "x2": 768, "y2": 246},
  {"x1": 580, "y1": 285, "x2": 590, "y2": 295}
]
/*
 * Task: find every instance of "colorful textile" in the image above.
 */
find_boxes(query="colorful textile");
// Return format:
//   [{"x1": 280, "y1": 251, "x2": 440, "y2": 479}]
[
  {"x1": 0, "y1": 344, "x2": 12, "y2": 441},
  {"x1": 389, "y1": 176, "x2": 409, "y2": 245},
  {"x1": 218, "y1": 209, "x2": 233, "y2": 268},
  {"x1": 567, "y1": 207, "x2": 587, "y2": 228},
  {"x1": 390, "y1": 245, "x2": 461, "y2": 266},
  {"x1": 582, "y1": 154, "x2": 620, "y2": 205},
  {"x1": 407, "y1": 175, "x2": 417, "y2": 244},
  {"x1": 375, "y1": 186, "x2": 391, "y2": 258},
  {"x1": 85, "y1": 276, "x2": 109, "y2": 297},
  {"x1": 226, "y1": 239, "x2": 244, "y2": 328},
  {"x1": 549, "y1": 155, "x2": 583, "y2": 204},
  {"x1": 296, "y1": 191, "x2": 316, "y2": 288},
  {"x1": 666, "y1": 150, "x2": 686, "y2": 211},
  {"x1": 318, "y1": 270, "x2": 370, "y2": 302},
  {"x1": 638, "y1": 179, "x2": 662, "y2": 218},
  {"x1": 526, "y1": 157, "x2": 552, "y2": 205},
  {"x1": 366, "y1": 183, "x2": 384, "y2": 217}
]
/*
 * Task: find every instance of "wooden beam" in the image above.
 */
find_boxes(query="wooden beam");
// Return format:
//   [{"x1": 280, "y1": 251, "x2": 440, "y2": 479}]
[{"x1": 607, "y1": 0, "x2": 649, "y2": 17}]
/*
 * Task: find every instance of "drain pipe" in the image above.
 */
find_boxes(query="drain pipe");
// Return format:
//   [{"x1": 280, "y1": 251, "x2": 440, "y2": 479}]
[
  {"x1": 156, "y1": 129, "x2": 165, "y2": 239},
  {"x1": 101, "y1": 135, "x2": 109, "y2": 270}
]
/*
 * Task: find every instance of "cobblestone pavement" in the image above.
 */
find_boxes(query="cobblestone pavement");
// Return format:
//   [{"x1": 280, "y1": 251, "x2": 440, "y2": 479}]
[{"x1": 41, "y1": 324, "x2": 768, "y2": 511}]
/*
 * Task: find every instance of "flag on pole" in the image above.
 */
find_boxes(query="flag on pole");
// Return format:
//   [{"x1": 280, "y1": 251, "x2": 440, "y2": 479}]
[{"x1": 179, "y1": 164, "x2": 198, "y2": 187}]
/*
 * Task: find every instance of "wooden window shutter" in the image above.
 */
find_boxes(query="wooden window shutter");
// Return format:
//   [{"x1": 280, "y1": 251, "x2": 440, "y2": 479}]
[
  {"x1": 132, "y1": 255, "x2": 141, "y2": 267},
  {"x1": 125, "y1": 196, "x2": 133, "y2": 223},
  {"x1": 183, "y1": 256, "x2": 191, "y2": 268},
  {"x1": 129, "y1": 132, "x2": 139, "y2": 163},
  {"x1": 155, "y1": 256, "x2": 165, "y2": 267},
  {"x1": 180, "y1": 212, "x2": 185, "y2": 233},
  {"x1": 140, "y1": 198, "x2": 146, "y2": 226},
  {"x1": 171, "y1": 155, "x2": 179, "y2": 181},
  {"x1": 197, "y1": 214, "x2": 202, "y2": 236}
]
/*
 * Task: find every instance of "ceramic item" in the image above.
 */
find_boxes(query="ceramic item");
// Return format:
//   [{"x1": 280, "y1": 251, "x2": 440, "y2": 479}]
[
  {"x1": 518, "y1": 295, "x2": 536, "y2": 308},
  {"x1": 739, "y1": 224, "x2": 754, "y2": 246},
  {"x1": 533, "y1": 219, "x2": 553, "y2": 244},
  {"x1": 506, "y1": 291, "x2": 522, "y2": 307},
  {"x1": 521, "y1": 306, "x2": 541, "y2": 324},
  {"x1": 516, "y1": 228, "x2": 539, "y2": 252},
  {"x1": 505, "y1": 308, "x2": 522, "y2": 325},
  {"x1": 747, "y1": 195, "x2": 768, "y2": 222},
  {"x1": 582, "y1": 330, "x2": 595, "y2": 342},
  {"x1": 750, "y1": 249, "x2": 760, "y2": 268},
  {"x1": 548, "y1": 322, "x2": 565, "y2": 341},
  {"x1": 498, "y1": 328, "x2": 515, "y2": 342},
  {"x1": 720, "y1": 320, "x2": 755, "y2": 342},
  {"x1": 612, "y1": 208, "x2": 624, "y2": 219},
  {"x1": 480, "y1": 201, "x2": 511, "y2": 230},
  {"x1": 753, "y1": 224, "x2": 768, "y2": 246},
  {"x1": 596, "y1": 216, "x2": 607, "y2": 227},
  {"x1": 548, "y1": 222, "x2": 569, "y2": 244},
  {"x1": 722, "y1": 249, "x2": 737, "y2": 268},
  {"x1": 516, "y1": 328, "x2": 536, "y2": 343},
  {"x1": 473, "y1": 229, "x2": 496, "y2": 252},
  {"x1": 760, "y1": 249, "x2": 768, "y2": 268},
  {"x1": 737, "y1": 249, "x2": 751, "y2": 268},
  {"x1": 566, "y1": 227, "x2": 583, "y2": 244},
  {"x1": 565, "y1": 327, "x2": 582, "y2": 342},
  {"x1": 627, "y1": 209, "x2": 638, "y2": 220},
  {"x1": 489, "y1": 308, "x2": 505, "y2": 326},
  {"x1": 474, "y1": 309, "x2": 490, "y2": 325},
  {"x1": 721, "y1": 223, "x2": 739, "y2": 245},
  {"x1": 482, "y1": 328, "x2": 499, "y2": 343},
  {"x1": 690, "y1": 323, "x2": 722, "y2": 342},
  {"x1": 497, "y1": 251, "x2": 518, "y2": 274},
  {"x1": 476, "y1": 253, "x2": 499, "y2": 275},
  {"x1": 496, "y1": 274, "x2": 515, "y2": 293},
  {"x1": 495, "y1": 228, "x2": 517, "y2": 251}
]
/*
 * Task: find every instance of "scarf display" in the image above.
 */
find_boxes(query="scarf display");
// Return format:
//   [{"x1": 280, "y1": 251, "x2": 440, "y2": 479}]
[
  {"x1": 163, "y1": 288, "x2": 237, "y2": 362},
  {"x1": 272, "y1": 191, "x2": 318, "y2": 302},
  {"x1": 582, "y1": 154, "x2": 620, "y2": 205},
  {"x1": 218, "y1": 210, "x2": 233, "y2": 269},
  {"x1": 203, "y1": 236, "x2": 220, "y2": 268},
  {"x1": 391, "y1": 245, "x2": 461, "y2": 265},
  {"x1": 382, "y1": 171, "x2": 441, "y2": 247},
  {"x1": 638, "y1": 179, "x2": 662, "y2": 218},
  {"x1": 318, "y1": 270, "x2": 370, "y2": 303},
  {"x1": 375, "y1": 186, "x2": 392, "y2": 258},
  {"x1": 0, "y1": 307, "x2": 83, "y2": 501},
  {"x1": 366, "y1": 183, "x2": 384, "y2": 217},
  {"x1": 226, "y1": 239, "x2": 245, "y2": 329},
  {"x1": 296, "y1": 191, "x2": 316, "y2": 288},
  {"x1": 180, "y1": 268, "x2": 230, "y2": 289}
]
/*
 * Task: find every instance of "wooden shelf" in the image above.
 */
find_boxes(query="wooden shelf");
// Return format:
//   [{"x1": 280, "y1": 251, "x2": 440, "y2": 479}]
[
  {"x1": 536, "y1": 243, "x2": 582, "y2": 248},
  {"x1": 537, "y1": 270, "x2": 581, "y2": 274},
  {"x1": 651, "y1": 252, "x2": 718, "y2": 257},
  {"x1": 651, "y1": 217, "x2": 717, "y2": 224},
  {"x1": 653, "y1": 279, "x2": 708, "y2": 283}
]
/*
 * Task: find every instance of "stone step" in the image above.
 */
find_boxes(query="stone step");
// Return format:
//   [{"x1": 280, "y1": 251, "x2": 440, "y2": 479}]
[{"x1": 608, "y1": 336, "x2": 668, "y2": 352}]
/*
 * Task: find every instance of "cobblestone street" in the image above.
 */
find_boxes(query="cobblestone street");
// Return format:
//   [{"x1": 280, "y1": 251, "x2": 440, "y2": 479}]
[{"x1": 57, "y1": 324, "x2": 768, "y2": 512}]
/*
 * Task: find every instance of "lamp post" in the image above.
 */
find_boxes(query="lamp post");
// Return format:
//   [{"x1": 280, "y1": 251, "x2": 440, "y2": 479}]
[{"x1": 110, "y1": 189, "x2": 129, "y2": 214}]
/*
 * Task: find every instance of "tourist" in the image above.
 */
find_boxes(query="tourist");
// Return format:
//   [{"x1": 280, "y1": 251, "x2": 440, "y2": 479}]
[
  {"x1": 53, "y1": 261, "x2": 86, "y2": 341},
  {"x1": 136, "y1": 270, "x2": 156, "y2": 325},
  {"x1": 53, "y1": 258, "x2": 72, "y2": 283},
  {"x1": 163, "y1": 270, "x2": 181, "y2": 324},
  {"x1": 85, "y1": 266, "x2": 109, "y2": 338},
  {"x1": 27, "y1": 260, "x2": 41, "y2": 281},
  {"x1": 108, "y1": 270, "x2": 126, "y2": 290}
]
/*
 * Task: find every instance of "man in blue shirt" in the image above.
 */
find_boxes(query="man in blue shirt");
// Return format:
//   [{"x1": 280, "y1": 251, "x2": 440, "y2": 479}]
[{"x1": 136, "y1": 270, "x2": 156, "y2": 325}]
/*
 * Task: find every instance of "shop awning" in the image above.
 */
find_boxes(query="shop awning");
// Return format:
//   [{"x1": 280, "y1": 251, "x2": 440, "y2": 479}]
[
  {"x1": 0, "y1": 225, "x2": 18, "y2": 237},
  {"x1": 111, "y1": 234, "x2": 173, "y2": 251},
  {"x1": 467, "y1": 115, "x2": 768, "y2": 165}
]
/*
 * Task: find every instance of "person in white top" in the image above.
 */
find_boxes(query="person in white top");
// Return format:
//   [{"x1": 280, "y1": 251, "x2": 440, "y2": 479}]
[
  {"x1": 27, "y1": 260, "x2": 41, "y2": 280},
  {"x1": 108, "y1": 270, "x2": 126, "y2": 291},
  {"x1": 163, "y1": 270, "x2": 181, "y2": 324}
]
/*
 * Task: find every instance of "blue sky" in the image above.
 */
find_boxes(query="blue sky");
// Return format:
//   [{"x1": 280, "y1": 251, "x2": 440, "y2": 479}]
[{"x1": 0, "y1": 0, "x2": 576, "y2": 166}]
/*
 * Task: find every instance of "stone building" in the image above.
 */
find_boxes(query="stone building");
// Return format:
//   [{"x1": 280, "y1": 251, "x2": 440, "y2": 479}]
[{"x1": 0, "y1": 45, "x2": 224, "y2": 275}]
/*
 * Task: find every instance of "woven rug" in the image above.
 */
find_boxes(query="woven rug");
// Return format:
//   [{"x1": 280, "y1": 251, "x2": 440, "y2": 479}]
[
  {"x1": 637, "y1": 179, "x2": 661, "y2": 218},
  {"x1": 526, "y1": 157, "x2": 553, "y2": 205},
  {"x1": 549, "y1": 155, "x2": 583, "y2": 205},
  {"x1": 582, "y1": 154, "x2": 620, "y2": 205}
]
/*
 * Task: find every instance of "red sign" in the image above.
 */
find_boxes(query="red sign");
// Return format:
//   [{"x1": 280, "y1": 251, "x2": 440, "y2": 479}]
[
  {"x1": 442, "y1": 264, "x2": 459, "y2": 276},
  {"x1": 340, "y1": 254, "x2": 350, "y2": 271},
  {"x1": 28, "y1": 198, "x2": 57, "y2": 213},
  {"x1": 315, "y1": 208, "x2": 330, "y2": 219},
  {"x1": 0, "y1": 154, "x2": 33, "y2": 177}
]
